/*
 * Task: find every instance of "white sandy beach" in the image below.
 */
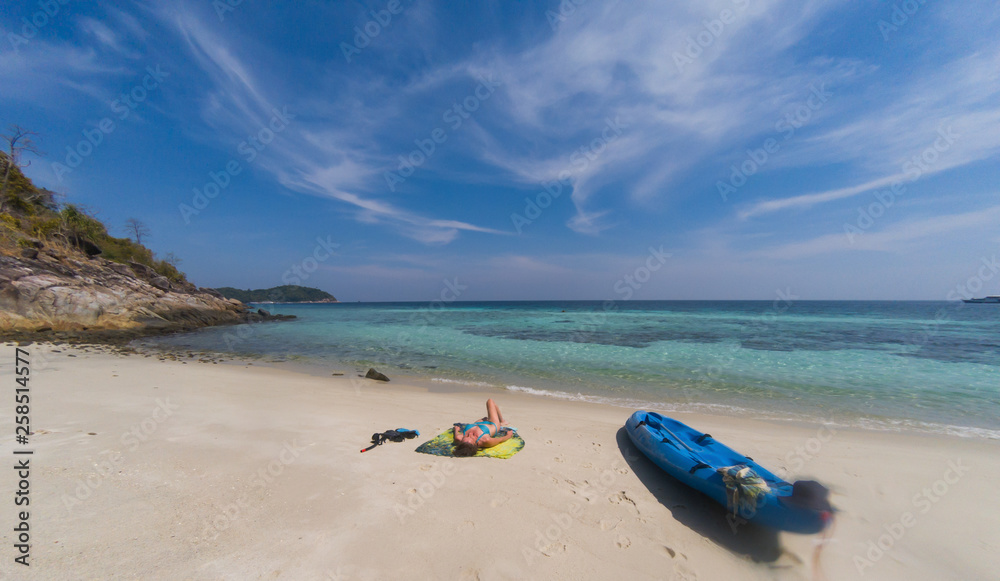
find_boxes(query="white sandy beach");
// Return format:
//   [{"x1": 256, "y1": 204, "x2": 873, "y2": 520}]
[{"x1": 1, "y1": 343, "x2": 997, "y2": 580}]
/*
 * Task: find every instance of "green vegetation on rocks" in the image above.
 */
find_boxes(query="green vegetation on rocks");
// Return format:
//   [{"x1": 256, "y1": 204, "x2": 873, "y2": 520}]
[{"x1": 0, "y1": 151, "x2": 185, "y2": 282}]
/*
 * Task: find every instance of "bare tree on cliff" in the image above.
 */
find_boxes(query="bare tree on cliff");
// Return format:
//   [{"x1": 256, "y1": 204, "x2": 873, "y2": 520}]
[
  {"x1": 1, "y1": 125, "x2": 43, "y2": 207},
  {"x1": 125, "y1": 218, "x2": 150, "y2": 245}
]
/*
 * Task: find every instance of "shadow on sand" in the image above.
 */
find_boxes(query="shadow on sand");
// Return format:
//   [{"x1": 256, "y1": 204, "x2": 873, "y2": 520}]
[{"x1": 615, "y1": 427, "x2": 782, "y2": 563}]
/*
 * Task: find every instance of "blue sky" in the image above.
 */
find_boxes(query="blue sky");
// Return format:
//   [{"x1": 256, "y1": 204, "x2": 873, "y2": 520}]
[{"x1": 2, "y1": 0, "x2": 998, "y2": 301}]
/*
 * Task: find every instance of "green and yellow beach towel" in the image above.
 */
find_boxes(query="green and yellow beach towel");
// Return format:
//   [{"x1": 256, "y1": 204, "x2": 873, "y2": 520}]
[{"x1": 415, "y1": 429, "x2": 525, "y2": 459}]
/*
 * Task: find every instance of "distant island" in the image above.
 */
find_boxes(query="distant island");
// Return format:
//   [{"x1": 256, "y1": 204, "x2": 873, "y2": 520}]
[{"x1": 214, "y1": 285, "x2": 338, "y2": 304}]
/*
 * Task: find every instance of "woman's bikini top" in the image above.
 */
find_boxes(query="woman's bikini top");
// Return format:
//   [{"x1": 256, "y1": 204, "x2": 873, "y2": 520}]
[{"x1": 464, "y1": 421, "x2": 497, "y2": 443}]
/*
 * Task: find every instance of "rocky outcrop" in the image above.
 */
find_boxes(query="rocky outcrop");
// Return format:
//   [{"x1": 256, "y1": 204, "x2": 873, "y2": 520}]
[
  {"x1": 0, "y1": 251, "x2": 250, "y2": 335},
  {"x1": 245, "y1": 308, "x2": 296, "y2": 323}
]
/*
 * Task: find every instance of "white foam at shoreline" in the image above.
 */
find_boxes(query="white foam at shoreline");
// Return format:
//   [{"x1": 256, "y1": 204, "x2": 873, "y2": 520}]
[
  {"x1": 431, "y1": 377, "x2": 493, "y2": 387},
  {"x1": 502, "y1": 384, "x2": 1000, "y2": 440}
]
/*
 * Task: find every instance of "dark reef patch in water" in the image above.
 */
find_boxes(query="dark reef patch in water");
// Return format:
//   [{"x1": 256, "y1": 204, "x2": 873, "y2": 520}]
[{"x1": 459, "y1": 326, "x2": 725, "y2": 348}]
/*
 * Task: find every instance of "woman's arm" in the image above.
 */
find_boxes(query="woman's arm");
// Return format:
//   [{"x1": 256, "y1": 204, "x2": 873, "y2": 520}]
[{"x1": 480, "y1": 431, "x2": 515, "y2": 448}]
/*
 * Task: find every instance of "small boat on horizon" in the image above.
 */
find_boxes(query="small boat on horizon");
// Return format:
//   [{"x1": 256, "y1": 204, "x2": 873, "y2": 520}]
[{"x1": 963, "y1": 296, "x2": 1000, "y2": 303}]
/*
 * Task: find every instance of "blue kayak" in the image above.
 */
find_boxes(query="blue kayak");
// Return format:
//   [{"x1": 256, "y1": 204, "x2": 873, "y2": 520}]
[{"x1": 625, "y1": 411, "x2": 832, "y2": 534}]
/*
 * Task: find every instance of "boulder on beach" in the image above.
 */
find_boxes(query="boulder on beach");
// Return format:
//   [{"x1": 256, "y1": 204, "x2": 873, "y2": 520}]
[{"x1": 365, "y1": 368, "x2": 390, "y2": 382}]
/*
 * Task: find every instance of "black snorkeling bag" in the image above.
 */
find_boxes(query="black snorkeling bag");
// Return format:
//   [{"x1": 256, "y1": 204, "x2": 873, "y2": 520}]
[{"x1": 360, "y1": 428, "x2": 420, "y2": 453}]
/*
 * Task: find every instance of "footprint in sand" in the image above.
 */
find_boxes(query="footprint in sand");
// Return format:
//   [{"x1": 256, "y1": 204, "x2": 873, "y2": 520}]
[
  {"x1": 562, "y1": 479, "x2": 597, "y2": 502},
  {"x1": 490, "y1": 493, "x2": 510, "y2": 508},
  {"x1": 539, "y1": 542, "x2": 568, "y2": 556},
  {"x1": 608, "y1": 491, "x2": 636, "y2": 506},
  {"x1": 615, "y1": 534, "x2": 631, "y2": 549},
  {"x1": 608, "y1": 491, "x2": 640, "y2": 516},
  {"x1": 599, "y1": 518, "x2": 622, "y2": 531},
  {"x1": 419, "y1": 464, "x2": 433, "y2": 471},
  {"x1": 674, "y1": 563, "x2": 697, "y2": 580}
]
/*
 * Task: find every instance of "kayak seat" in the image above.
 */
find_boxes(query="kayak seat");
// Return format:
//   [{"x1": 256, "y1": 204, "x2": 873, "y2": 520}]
[{"x1": 695, "y1": 433, "x2": 713, "y2": 445}]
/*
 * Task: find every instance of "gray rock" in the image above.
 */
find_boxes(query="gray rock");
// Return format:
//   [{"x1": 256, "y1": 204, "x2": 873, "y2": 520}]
[
  {"x1": 149, "y1": 276, "x2": 173, "y2": 291},
  {"x1": 365, "y1": 368, "x2": 390, "y2": 382},
  {"x1": 19, "y1": 248, "x2": 38, "y2": 260},
  {"x1": 243, "y1": 309, "x2": 296, "y2": 323},
  {"x1": 127, "y1": 261, "x2": 158, "y2": 280},
  {"x1": 107, "y1": 262, "x2": 135, "y2": 277}
]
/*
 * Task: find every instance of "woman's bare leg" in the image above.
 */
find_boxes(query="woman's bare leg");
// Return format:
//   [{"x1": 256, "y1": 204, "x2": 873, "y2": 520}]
[{"x1": 486, "y1": 399, "x2": 507, "y2": 426}]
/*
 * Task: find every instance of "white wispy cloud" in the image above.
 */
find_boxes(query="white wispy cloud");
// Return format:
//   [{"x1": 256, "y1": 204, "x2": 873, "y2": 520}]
[
  {"x1": 0, "y1": 42, "x2": 126, "y2": 103},
  {"x1": 0, "y1": 3, "x2": 159, "y2": 105},
  {"x1": 446, "y1": 0, "x2": 851, "y2": 232},
  {"x1": 78, "y1": 16, "x2": 142, "y2": 59},
  {"x1": 754, "y1": 204, "x2": 1000, "y2": 260},
  {"x1": 148, "y1": 1, "x2": 506, "y2": 245},
  {"x1": 740, "y1": 38, "x2": 1000, "y2": 218},
  {"x1": 739, "y1": 172, "x2": 908, "y2": 219},
  {"x1": 166, "y1": 7, "x2": 272, "y2": 129}
]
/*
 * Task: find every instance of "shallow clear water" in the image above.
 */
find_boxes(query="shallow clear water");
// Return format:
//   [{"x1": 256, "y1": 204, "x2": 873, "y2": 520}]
[{"x1": 146, "y1": 301, "x2": 1000, "y2": 437}]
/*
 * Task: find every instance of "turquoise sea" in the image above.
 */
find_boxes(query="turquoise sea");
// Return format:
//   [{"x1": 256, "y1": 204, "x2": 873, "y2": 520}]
[{"x1": 146, "y1": 301, "x2": 1000, "y2": 438}]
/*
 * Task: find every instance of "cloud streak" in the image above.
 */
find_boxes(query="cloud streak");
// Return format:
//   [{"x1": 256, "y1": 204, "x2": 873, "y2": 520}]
[
  {"x1": 147, "y1": 1, "x2": 506, "y2": 245},
  {"x1": 754, "y1": 205, "x2": 1000, "y2": 260}
]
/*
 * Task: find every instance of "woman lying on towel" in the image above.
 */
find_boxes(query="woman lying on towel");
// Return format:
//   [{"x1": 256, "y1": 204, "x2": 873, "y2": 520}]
[{"x1": 453, "y1": 398, "x2": 515, "y2": 457}]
